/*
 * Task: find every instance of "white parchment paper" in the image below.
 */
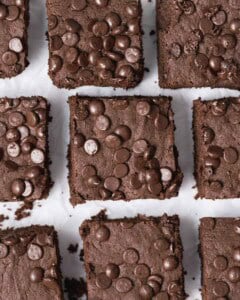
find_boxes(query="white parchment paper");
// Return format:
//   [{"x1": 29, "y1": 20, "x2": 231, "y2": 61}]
[{"x1": 0, "y1": 1, "x2": 240, "y2": 299}]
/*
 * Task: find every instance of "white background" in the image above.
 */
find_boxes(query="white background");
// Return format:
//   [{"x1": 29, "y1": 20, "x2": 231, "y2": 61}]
[{"x1": 0, "y1": 1, "x2": 240, "y2": 299}]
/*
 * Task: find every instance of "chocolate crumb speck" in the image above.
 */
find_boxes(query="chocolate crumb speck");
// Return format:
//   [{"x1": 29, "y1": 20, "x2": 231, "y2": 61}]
[
  {"x1": 15, "y1": 202, "x2": 33, "y2": 221},
  {"x1": 68, "y1": 243, "x2": 78, "y2": 254},
  {"x1": 64, "y1": 277, "x2": 86, "y2": 300}
]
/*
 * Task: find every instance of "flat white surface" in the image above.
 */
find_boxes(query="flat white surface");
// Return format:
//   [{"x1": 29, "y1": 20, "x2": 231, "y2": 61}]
[{"x1": 0, "y1": 1, "x2": 240, "y2": 299}]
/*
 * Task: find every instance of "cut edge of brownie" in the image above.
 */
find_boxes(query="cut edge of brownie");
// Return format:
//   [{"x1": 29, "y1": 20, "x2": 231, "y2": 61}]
[
  {"x1": 79, "y1": 213, "x2": 186, "y2": 299},
  {"x1": 68, "y1": 96, "x2": 183, "y2": 206},
  {"x1": 0, "y1": 225, "x2": 64, "y2": 299},
  {"x1": 46, "y1": 1, "x2": 144, "y2": 90}
]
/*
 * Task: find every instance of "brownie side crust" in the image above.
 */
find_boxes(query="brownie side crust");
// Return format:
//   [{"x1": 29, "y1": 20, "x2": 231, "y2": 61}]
[
  {"x1": 0, "y1": 0, "x2": 29, "y2": 78},
  {"x1": 80, "y1": 214, "x2": 186, "y2": 299},
  {"x1": 46, "y1": 0, "x2": 144, "y2": 89},
  {"x1": 193, "y1": 98, "x2": 240, "y2": 199},
  {"x1": 68, "y1": 96, "x2": 183, "y2": 205},
  {"x1": 157, "y1": 0, "x2": 240, "y2": 89},
  {"x1": 0, "y1": 97, "x2": 51, "y2": 202},
  {"x1": 200, "y1": 217, "x2": 240, "y2": 299},
  {"x1": 0, "y1": 225, "x2": 64, "y2": 300}
]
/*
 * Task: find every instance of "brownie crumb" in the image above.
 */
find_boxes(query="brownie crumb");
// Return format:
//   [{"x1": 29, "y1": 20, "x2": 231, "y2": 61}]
[
  {"x1": 144, "y1": 67, "x2": 150, "y2": 73},
  {"x1": 64, "y1": 277, "x2": 86, "y2": 300},
  {"x1": 79, "y1": 249, "x2": 84, "y2": 262},
  {"x1": 68, "y1": 243, "x2": 78, "y2": 254},
  {"x1": 0, "y1": 214, "x2": 9, "y2": 226},
  {"x1": 149, "y1": 29, "x2": 155, "y2": 36},
  {"x1": 14, "y1": 202, "x2": 33, "y2": 221}
]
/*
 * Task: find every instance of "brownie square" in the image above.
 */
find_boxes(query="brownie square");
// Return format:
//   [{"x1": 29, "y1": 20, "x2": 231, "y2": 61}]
[
  {"x1": 46, "y1": 0, "x2": 144, "y2": 89},
  {"x1": 0, "y1": 0, "x2": 29, "y2": 78},
  {"x1": 80, "y1": 214, "x2": 186, "y2": 299},
  {"x1": 157, "y1": 0, "x2": 240, "y2": 89},
  {"x1": 68, "y1": 96, "x2": 183, "y2": 205},
  {"x1": 193, "y1": 98, "x2": 240, "y2": 199},
  {"x1": 0, "y1": 97, "x2": 51, "y2": 202},
  {"x1": 0, "y1": 225, "x2": 63, "y2": 300},
  {"x1": 200, "y1": 217, "x2": 240, "y2": 299}
]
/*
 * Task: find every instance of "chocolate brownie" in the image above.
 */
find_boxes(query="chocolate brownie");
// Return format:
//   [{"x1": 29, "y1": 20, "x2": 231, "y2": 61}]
[
  {"x1": 0, "y1": 97, "x2": 51, "y2": 202},
  {"x1": 0, "y1": 0, "x2": 29, "y2": 78},
  {"x1": 0, "y1": 225, "x2": 64, "y2": 300},
  {"x1": 199, "y1": 217, "x2": 240, "y2": 299},
  {"x1": 157, "y1": 0, "x2": 240, "y2": 89},
  {"x1": 193, "y1": 98, "x2": 240, "y2": 199},
  {"x1": 46, "y1": 0, "x2": 144, "y2": 89},
  {"x1": 80, "y1": 214, "x2": 186, "y2": 299},
  {"x1": 68, "y1": 96, "x2": 183, "y2": 205}
]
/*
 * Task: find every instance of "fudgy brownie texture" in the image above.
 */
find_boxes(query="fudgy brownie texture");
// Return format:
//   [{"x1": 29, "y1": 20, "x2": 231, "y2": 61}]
[
  {"x1": 157, "y1": 0, "x2": 240, "y2": 89},
  {"x1": 0, "y1": 226, "x2": 64, "y2": 300},
  {"x1": 0, "y1": 0, "x2": 29, "y2": 78},
  {"x1": 0, "y1": 97, "x2": 51, "y2": 202},
  {"x1": 80, "y1": 214, "x2": 186, "y2": 299},
  {"x1": 200, "y1": 217, "x2": 240, "y2": 299},
  {"x1": 193, "y1": 98, "x2": 240, "y2": 199},
  {"x1": 68, "y1": 96, "x2": 183, "y2": 205},
  {"x1": 46, "y1": 0, "x2": 144, "y2": 89}
]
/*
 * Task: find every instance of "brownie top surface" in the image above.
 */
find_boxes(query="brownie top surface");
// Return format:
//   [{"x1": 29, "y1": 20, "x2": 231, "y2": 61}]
[
  {"x1": 193, "y1": 98, "x2": 240, "y2": 199},
  {"x1": 46, "y1": 0, "x2": 143, "y2": 89},
  {"x1": 157, "y1": 0, "x2": 240, "y2": 89},
  {"x1": 69, "y1": 96, "x2": 182, "y2": 204},
  {"x1": 80, "y1": 214, "x2": 185, "y2": 299},
  {"x1": 200, "y1": 217, "x2": 240, "y2": 298},
  {"x1": 0, "y1": 0, "x2": 28, "y2": 78},
  {"x1": 0, "y1": 97, "x2": 50, "y2": 202},
  {"x1": 0, "y1": 225, "x2": 63, "y2": 300}
]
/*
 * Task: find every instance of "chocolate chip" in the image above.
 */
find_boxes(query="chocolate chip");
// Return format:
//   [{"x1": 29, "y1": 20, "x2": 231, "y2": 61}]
[
  {"x1": 27, "y1": 243, "x2": 43, "y2": 261},
  {"x1": 136, "y1": 101, "x2": 151, "y2": 116},
  {"x1": 223, "y1": 147, "x2": 238, "y2": 164},
  {"x1": 221, "y1": 34, "x2": 236, "y2": 49},
  {"x1": 118, "y1": 65, "x2": 134, "y2": 78},
  {"x1": 65, "y1": 18, "x2": 81, "y2": 33},
  {"x1": 194, "y1": 53, "x2": 209, "y2": 69},
  {"x1": 126, "y1": 4, "x2": 139, "y2": 17},
  {"x1": 66, "y1": 47, "x2": 79, "y2": 63},
  {"x1": 114, "y1": 164, "x2": 129, "y2": 178},
  {"x1": 139, "y1": 284, "x2": 154, "y2": 299},
  {"x1": 103, "y1": 36, "x2": 115, "y2": 51},
  {"x1": 212, "y1": 281, "x2": 229, "y2": 297},
  {"x1": 48, "y1": 15, "x2": 58, "y2": 30},
  {"x1": 9, "y1": 112, "x2": 25, "y2": 127},
  {"x1": 147, "y1": 183, "x2": 162, "y2": 195},
  {"x1": 130, "y1": 174, "x2": 142, "y2": 189},
  {"x1": 160, "y1": 168, "x2": 173, "y2": 182},
  {"x1": 230, "y1": 19, "x2": 240, "y2": 33},
  {"x1": 207, "y1": 145, "x2": 223, "y2": 158},
  {"x1": 105, "y1": 12, "x2": 121, "y2": 29},
  {"x1": 115, "y1": 35, "x2": 130, "y2": 50},
  {"x1": 147, "y1": 280, "x2": 161, "y2": 295},
  {"x1": 233, "y1": 248, "x2": 240, "y2": 262},
  {"x1": 134, "y1": 264, "x2": 150, "y2": 279},
  {"x1": 89, "y1": 100, "x2": 105, "y2": 115},
  {"x1": 114, "y1": 148, "x2": 130, "y2": 163},
  {"x1": 128, "y1": 18, "x2": 140, "y2": 34},
  {"x1": 9, "y1": 38, "x2": 23, "y2": 53},
  {"x1": 0, "y1": 4, "x2": 7, "y2": 19},
  {"x1": 11, "y1": 179, "x2": 25, "y2": 196},
  {"x1": 104, "y1": 176, "x2": 121, "y2": 192},
  {"x1": 211, "y1": 101, "x2": 227, "y2": 116},
  {"x1": 95, "y1": 115, "x2": 110, "y2": 131},
  {"x1": 6, "y1": 128, "x2": 20, "y2": 142},
  {"x1": 30, "y1": 267, "x2": 44, "y2": 283},
  {"x1": 87, "y1": 175, "x2": 101, "y2": 188},
  {"x1": 92, "y1": 21, "x2": 109, "y2": 36},
  {"x1": 6, "y1": 6, "x2": 19, "y2": 21},
  {"x1": 212, "y1": 10, "x2": 227, "y2": 26},
  {"x1": 49, "y1": 55, "x2": 62, "y2": 73},
  {"x1": 115, "y1": 278, "x2": 133, "y2": 293},
  {"x1": 114, "y1": 125, "x2": 131, "y2": 141},
  {"x1": 154, "y1": 113, "x2": 169, "y2": 130},
  {"x1": 95, "y1": 225, "x2": 110, "y2": 242},
  {"x1": 209, "y1": 181, "x2": 223, "y2": 192},
  {"x1": 125, "y1": 47, "x2": 141, "y2": 63},
  {"x1": 209, "y1": 56, "x2": 223, "y2": 72},
  {"x1": 22, "y1": 180, "x2": 33, "y2": 197},
  {"x1": 105, "y1": 134, "x2": 122, "y2": 149},
  {"x1": 96, "y1": 273, "x2": 112, "y2": 289},
  {"x1": 50, "y1": 35, "x2": 63, "y2": 51},
  {"x1": 99, "y1": 187, "x2": 111, "y2": 200},
  {"x1": 202, "y1": 127, "x2": 215, "y2": 144},
  {"x1": 89, "y1": 36, "x2": 103, "y2": 50},
  {"x1": 133, "y1": 139, "x2": 148, "y2": 154},
  {"x1": 0, "y1": 122, "x2": 7, "y2": 137},
  {"x1": 62, "y1": 32, "x2": 79, "y2": 46},
  {"x1": 31, "y1": 149, "x2": 45, "y2": 164},
  {"x1": 94, "y1": 0, "x2": 108, "y2": 7},
  {"x1": 84, "y1": 139, "x2": 99, "y2": 155},
  {"x1": 73, "y1": 133, "x2": 85, "y2": 147},
  {"x1": 25, "y1": 166, "x2": 43, "y2": 179},
  {"x1": 105, "y1": 263, "x2": 120, "y2": 279},
  {"x1": 199, "y1": 17, "x2": 213, "y2": 34},
  {"x1": 213, "y1": 256, "x2": 228, "y2": 270},
  {"x1": 163, "y1": 256, "x2": 179, "y2": 271},
  {"x1": 7, "y1": 142, "x2": 20, "y2": 158}
]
